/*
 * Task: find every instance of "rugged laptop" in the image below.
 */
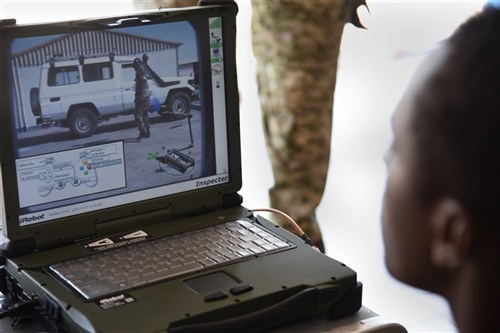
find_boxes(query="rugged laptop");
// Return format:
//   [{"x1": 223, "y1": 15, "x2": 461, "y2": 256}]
[{"x1": 0, "y1": 2, "x2": 362, "y2": 332}]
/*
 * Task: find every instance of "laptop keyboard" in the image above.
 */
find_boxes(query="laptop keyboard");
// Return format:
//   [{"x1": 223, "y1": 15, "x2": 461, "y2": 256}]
[{"x1": 48, "y1": 219, "x2": 292, "y2": 301}]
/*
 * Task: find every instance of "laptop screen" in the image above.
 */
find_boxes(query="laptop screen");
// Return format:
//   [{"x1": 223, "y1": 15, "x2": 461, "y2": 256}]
[{"x1": 0, "y1": 5, "x2": 240, "y2": 243}]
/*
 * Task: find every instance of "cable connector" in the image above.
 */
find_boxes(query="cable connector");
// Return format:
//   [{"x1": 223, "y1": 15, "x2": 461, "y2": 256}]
[
  {"x1": 301, "y1": 234, "x2": 321, "y2": 252},
  {"x1": 300, "y1": 233, "x2": 313, "y2": 246}
]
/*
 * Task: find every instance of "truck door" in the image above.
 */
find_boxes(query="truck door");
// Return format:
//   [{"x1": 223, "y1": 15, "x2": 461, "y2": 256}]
[
  {"x1": 40, "y1": 65, "x2": 80, "y2": 121},
  {"x1": 81, "y1": 61, "x2": 121, "y2": 115},
  {"x1": 121, "y1": 63, "x2": 135, "y2": 112}
]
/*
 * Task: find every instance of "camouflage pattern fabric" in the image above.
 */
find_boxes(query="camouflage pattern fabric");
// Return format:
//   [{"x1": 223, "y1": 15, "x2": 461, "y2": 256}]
[
  {"x1": 134, "y1": 60, "x2": 151, "y2": 135},
  {"x1": 251, "y1": 1, "x2": 350, "y2": 250},
  {"x1": 135, "y1": 98, "x2": 150, "y2": 134}
]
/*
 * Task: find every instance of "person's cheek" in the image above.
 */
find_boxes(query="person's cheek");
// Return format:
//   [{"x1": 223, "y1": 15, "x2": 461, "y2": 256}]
[
  {"x1": 381, "y1": 191, "x2": 398, "y2": 277},
  {"x1": 380, "y1": 164, "x2": 408, "y2": 280}
]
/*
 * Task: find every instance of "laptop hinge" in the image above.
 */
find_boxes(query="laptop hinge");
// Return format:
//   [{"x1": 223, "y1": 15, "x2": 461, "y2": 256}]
[
  {"x1": 222, "y1": 193, "x2": 243, "y2": 209},
  {"x1": 94, "y1": 206, "x2": 173, "y2": 237},
  {"x1": 0, "y1": 238, "x2": 35, "y2": 263}
]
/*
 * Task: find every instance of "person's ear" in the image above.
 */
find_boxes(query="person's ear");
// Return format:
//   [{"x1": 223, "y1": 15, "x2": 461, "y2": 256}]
[{"x1": 429, "y1": 199, "x2": 472, "y2": 269}]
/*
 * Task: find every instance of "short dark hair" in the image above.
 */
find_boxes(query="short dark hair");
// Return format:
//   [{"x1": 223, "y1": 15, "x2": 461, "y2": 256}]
[
  {"x1": 133, "y1": 58, "x2": 142, "y2": 69},
  {"x1": 411, "y1": 8, "x2": 500, "y2": 227}
]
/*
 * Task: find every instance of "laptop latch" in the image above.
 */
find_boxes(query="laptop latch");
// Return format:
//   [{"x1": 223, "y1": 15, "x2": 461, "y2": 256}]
[
  {"x1": 222, "y1": 193, "x2": 243, "y2": 208},
  {"x1": 197, "y1": 0, "x2": 235, "y2": 7},
  {"x1": 105, "y1": 17, "x2": 151, "y2": 27},
  {"x1": 0, "y1": 19, "x2": 16, "y2": 26}
]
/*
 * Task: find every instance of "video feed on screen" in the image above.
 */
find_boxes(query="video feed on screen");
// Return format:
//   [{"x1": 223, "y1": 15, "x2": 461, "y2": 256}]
[{"x1": 7, "y1": 16, "x2": 230, "y2": 226}]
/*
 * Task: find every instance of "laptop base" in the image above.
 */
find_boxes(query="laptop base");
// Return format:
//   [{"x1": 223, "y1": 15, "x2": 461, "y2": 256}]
[{"x1": 1, "y1": 214, "x2": 362, "y2": 333}]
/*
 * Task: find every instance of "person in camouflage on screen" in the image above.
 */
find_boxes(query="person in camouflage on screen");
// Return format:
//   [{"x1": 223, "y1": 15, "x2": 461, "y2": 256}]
[
  {"x1": 133, "y1": 0, "x2": 366, "y2": 253},
  {"x1": 133, "y1": 57, "x2": 151, "y2": 139}
]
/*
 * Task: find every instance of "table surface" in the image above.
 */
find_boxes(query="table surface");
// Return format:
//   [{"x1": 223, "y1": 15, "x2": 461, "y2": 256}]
[{"x1": 0, "y1": 293, "x2": 407, "y2": 333}]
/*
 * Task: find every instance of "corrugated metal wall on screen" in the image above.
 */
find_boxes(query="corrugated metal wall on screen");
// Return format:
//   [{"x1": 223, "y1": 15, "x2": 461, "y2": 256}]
[
  {"x1": 11, "y1": 30, "x2": 181, "y2": 130},
  {"x1": 13, "y1": 30, "x2": 181, "y2": 67}
]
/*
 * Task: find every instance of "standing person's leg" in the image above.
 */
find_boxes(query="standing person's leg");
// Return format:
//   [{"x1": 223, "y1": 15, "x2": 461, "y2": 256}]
[
  {"x1": 135, "y1": 98, "x2": 150, "y2": 138},
  {"x1": 251, "y1": 1, "x2": 350, "y2": 252}
]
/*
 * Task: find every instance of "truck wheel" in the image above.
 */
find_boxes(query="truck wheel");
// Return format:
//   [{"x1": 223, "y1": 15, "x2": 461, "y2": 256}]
[
  {"x1": 69, "y1": 108, "x2": 97, "y2": 138},
  {"x1": 167, "y1": 91, "x2": 191, "y2": 115},
  {"x1": 30, "y1": 88, "x2": 41, "y2": 117}
]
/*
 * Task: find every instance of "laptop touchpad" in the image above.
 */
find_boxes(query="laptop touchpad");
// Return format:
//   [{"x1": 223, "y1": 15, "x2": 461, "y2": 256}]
[{"x1": 184, "y1": 272, "x2": 239, "y2": 294}]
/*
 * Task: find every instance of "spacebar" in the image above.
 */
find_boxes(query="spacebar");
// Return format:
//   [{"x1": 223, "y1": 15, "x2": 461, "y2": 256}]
[{"x1": 144, "y1": 262, "x2": 204, "y2": 283}]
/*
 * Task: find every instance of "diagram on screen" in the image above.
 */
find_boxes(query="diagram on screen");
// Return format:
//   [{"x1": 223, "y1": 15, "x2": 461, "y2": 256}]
[
  {"x1": 36, "y1": 155, "x2": 98, "y2": 197},
  {"x1": 16, "y1": 142, "x2": 126, "y2": 208}
]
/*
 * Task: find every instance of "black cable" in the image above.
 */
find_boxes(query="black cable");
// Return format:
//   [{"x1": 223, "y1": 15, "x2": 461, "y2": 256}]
[{"x1": 0, "y1": 298, "x2": 39, "y2": 320}]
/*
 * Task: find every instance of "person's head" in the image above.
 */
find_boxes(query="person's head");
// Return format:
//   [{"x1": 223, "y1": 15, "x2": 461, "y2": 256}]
[
  {"x1": 133, "y1": 57, "x2": 142, "y2": 70},
  {"x1": 382, "y1": 8, "x2": 500, "y2": 297}
]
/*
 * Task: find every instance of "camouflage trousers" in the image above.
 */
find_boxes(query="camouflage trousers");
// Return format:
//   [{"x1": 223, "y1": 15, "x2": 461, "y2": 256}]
[
  {"x1": 135, "y1": 98, "x2": 150, "y2": 132},
  {"x1": 251, "y1": 1, "x2": 349, "y2": 248}
]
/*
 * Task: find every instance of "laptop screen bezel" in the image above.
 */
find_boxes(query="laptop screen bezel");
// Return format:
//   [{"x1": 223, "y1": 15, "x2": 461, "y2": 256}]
[{"x1": 0, "y1": 4, "x2": 241, "y2": 249}]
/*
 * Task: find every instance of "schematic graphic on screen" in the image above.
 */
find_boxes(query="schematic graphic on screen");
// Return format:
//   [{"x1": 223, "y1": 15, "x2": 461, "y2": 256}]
[
  {"x1": 36, "y1": 156, "x2": 98, "y2": 197},
  {"x1": 16, "y1": 142, "x2": 126, "y2": 208}
]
